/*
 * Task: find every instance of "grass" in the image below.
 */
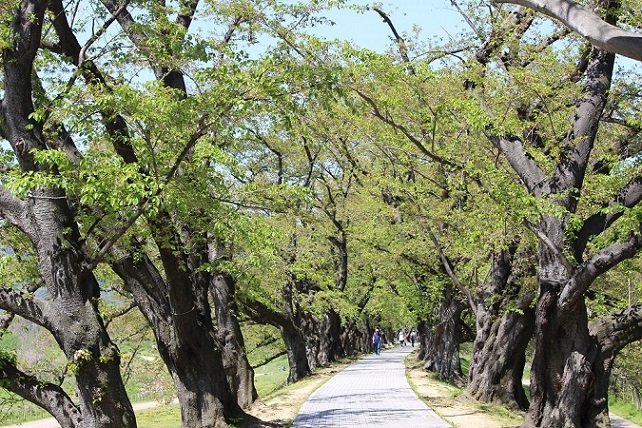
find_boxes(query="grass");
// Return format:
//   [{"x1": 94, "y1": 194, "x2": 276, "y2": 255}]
[
  {"x1": 610, "y1": 397, "x2": 642, "y2": 425},
  {"x1": 254, "y1": 354, "x2": 289, "y2": 398},
  {"x1": 133, "y1": 355, "x2": 292, "y2": 428},
  {"x1": 136, "y1": 405, "x2": 182, "y2": 428}
]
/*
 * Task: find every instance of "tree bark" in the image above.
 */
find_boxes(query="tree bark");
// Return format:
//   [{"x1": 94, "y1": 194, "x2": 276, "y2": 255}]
[
  {"x1": 493, "y1": 0, "x2": 642, "y2": 63},
  {"x1": 111, "y1": 251, "x2": 244, "y2": 427},
  {"x1": 240, "y1": 295, "x2": 315, "y2": 383},
  {"x1": 208, "y1": 238, "x2": 258, "y2": 408},
  {"x1": 0, "y1": 358, "x2": 82, "y2": 428},
  {"x1": 587, "y1": 303, "x2": 642, "y2": 425},
  {"x1": 467, "y1": 302, "x2": 534, "y2": 409},
  {"x1": 211, "y1": 272, "x2": 258, "y2": 408},
  {"x1": 466, "y1": 245, "x2": 535, "y2": 410},
  {"x1": 422, "y1": 284, "x2": 466, "y2": 386},
  {"x1": 317, "y1": 309, "x2": 345, "y2": 365},
  {"x1": 0, "y1": 1, "x2": 136, "y2": 425}
]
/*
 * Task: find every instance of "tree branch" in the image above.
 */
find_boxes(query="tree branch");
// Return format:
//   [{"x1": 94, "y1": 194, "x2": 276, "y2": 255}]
[
  {"x1": 524, "y1": 219, "x2": 574, "y2": 273},
  {"x1": 0, "y1": 188, "x2": 31, "y2": 234},
  {"x1": 354, "y1": 89, "x2": 460, "y2": 169},
  {"x1": 426, "y1": 226, "x2": 477, "y2": 313},
  {"x1": 0, "y1": 359, "x2": 82, "y2": 428},
  {"x1": 487, "y1": 134, "x2": 547, "y2": 194},
  {"x1": 493, "y1": 0, "x2": 642, "y2": 63},
  {"x1": 559, "y1": 233, "x2": 642, "y2": 310},
  {"x1": 573, "y1": 176, "x2": 642, "y2": 262},
  {"x1": 250, "y1": 350, "x2": 287, "y2": 370},
  {"x1": 590, "y1": 302, "x2": 642, "y2": 357},
  {"x1": 0, "y1": 288, "x2": 53, "y2": 331},
  {"x1": 372, "y1": 7, "x2": 416, "y2": 75}
]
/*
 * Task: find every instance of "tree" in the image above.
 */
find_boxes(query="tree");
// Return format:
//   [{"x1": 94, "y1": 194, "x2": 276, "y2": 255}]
[
  {"x1": 0, "y1": 1, "x2": 137, "y2": 426},
  {"x1": 493, "y1": 0, "x2": 642, "y2": 62},
  {"x1": 457, "y1": 2, "x2": 642, "y2": 426},
  {"x1": 2, "y1": 0, "x2": 347, "y2": 426}
]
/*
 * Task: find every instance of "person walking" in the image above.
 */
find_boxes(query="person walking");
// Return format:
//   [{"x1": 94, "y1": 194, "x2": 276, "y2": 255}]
[
  {"x1": 398, "y1": 330, "x2": 406, "y2": 347},
  {"x1": 410, "y1": 329, "x2": 416, "y2": 347},
  {"x1": 372, "y1": 328, "x2": 382, "y2": 355}
]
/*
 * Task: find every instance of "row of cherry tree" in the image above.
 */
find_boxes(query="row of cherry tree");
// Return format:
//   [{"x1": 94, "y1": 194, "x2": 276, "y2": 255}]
[{"x1": 1, "y1": 0, "x2": 642, "y2": 427}]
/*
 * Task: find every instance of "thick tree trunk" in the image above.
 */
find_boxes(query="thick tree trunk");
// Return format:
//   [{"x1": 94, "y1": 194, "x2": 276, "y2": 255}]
[
  {"x1": 523, "y1": 279, "x2": 598, "y2": 427},
  {"x1": 1, "y1": 2, "x2": 136, "y2": 425},
  {"x1": 422, "y1": 286, "x2": 466, "y2": 386},
  {"x1": 340, "y1": 320, "x2": 369, "y2": 356},
  {"x1": 467, "y1": 307, "x2": 534, "y2": 409},
  {"x1": 111, "y1": 253, "x2": 244, "y2": 427},
  {"x1": 238, "y1": 292, "x2": 316, "y2": 383},
  {"x1": 588, "y1": 304, "x2": 642, "y2": 425},
  {"x1": 317, "y1": 310, "x2": 344, "y2": 365},
  {"x1": 466, "y1": 245, "x2": 535, "y2": 410},
  {"x1": 211, "y1": 272, "x2": 258, "y2": 408},
  {"x1": 160, "y1": 335, "x2": 241, "y2": 428},
  {"x1": 281, "y1": 322, "x2": 313, "y2": 383},
  {"x1": 33, "y1": 199, "x2": 136, "y2": 428},
  {"x1": 416, "y1": 320, "x2": 429, "y2": 360}
]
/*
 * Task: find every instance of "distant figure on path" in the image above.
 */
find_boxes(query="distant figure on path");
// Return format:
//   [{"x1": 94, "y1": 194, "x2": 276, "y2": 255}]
[
  {"x1": 398, "y1": 330, "x2": 406, "y2": 346},
  {"x1": 410, "y1": 329, "x2": 416, "y2": 347},
  {"x1": 372, "y1": 328, "x2": 382, "y2": 355}
]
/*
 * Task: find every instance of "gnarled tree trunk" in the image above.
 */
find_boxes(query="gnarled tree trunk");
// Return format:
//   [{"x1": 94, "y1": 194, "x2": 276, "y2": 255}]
[
  {"x1": 422, "y1": 284, "x2": 466, "y2": 385},
  {"x1": 211, "y1": 271, "x2": 258, "y2": 408},
  {"x1": 111, "y1": 251, "x2": 244, "y2": 428},
  {"x1": 466, "y1": 245, "x2": 535, "y2": 410}
]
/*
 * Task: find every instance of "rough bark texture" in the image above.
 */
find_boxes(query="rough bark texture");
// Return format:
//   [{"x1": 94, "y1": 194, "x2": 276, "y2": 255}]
[
  {"x1": 111, "y1": 250, "x2": 245, "y2": 428},
  {"x1": 476, "y1": 2, "x2": 642, "y2": 424},
  {"x1": 240, "y1": 294, "x2": 314, "y2": 383},
  {"x1": 317, "y1": 310, "x2": 345, "y2": 366},
  {"x1": 493, "y1": 0, "x2": 642, "y2": 62},
  {"x1": 422, "y1": 284, "x2": 466, "y2": 386},
  {"x1": 588, "y1": 304, "x2": 642, "y2": 425},
  {"x1": 211, "y1": 271, "x2": 258, "y2": 408},
  {"x1": 467, "y1": 304, "x2": 534, "y2": 409},
  {"x1": 0, "y1": 1, "x2": 136, "y2": 426},
  {"x1": 0, "y1": 359, "x2": 82, "y2": 428},
  {"x1": 466, "y1": 246, "x2": 535, "y2": 410}
]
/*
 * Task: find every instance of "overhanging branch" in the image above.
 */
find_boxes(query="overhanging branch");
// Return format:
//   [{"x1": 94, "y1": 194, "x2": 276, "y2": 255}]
[{"x1": 493, "y1": 0, "x2": 642, "y2": 63}]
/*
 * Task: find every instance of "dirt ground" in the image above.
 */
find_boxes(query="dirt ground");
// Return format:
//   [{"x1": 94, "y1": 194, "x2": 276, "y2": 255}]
[{"x1": 243, "y1": 352, "x2": 524, "y2": 427}]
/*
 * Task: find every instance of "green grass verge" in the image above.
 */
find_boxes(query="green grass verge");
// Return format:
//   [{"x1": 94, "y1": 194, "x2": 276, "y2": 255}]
[
  {"x1": 610, "y1": 398, "x2": 642, "y2": 425},
  {"x1": 135, "y1": 404, "x2": 182, "y2": 428},
  {"x1": 132, "y1": 355, "x2": 292, "y2": 428},
  {"x1": 254, "y1": 354, "x2": 289, "y2": 398}
]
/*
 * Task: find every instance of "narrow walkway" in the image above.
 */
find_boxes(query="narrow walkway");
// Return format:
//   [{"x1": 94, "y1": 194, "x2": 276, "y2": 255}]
[{"x1": 292, "y1": 346, "x2": 451, "y2": 428}]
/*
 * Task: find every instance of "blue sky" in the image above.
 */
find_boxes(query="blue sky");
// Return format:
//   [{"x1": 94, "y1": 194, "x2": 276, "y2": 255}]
[{"x1": 314, "y1": 1, "x2": 466, "y2": 52}]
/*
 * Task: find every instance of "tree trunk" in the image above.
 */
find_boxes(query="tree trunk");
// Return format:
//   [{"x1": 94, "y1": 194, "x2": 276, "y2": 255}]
[
  {"x1": 1, "y1": 1, "x2": 136, "y2": 425},
  {"x1": 281, "y1": 321, "x2": 313, "y2": 383},
  {"x1": 340, "y1": 320, "x2": 369, "y2": 356},
  {"x1": 0, "y1": 361, "x2": 82, "y2": 428},
  {"x1": 421, "y1": 284, "x2": 466, "y2": 385},
  {"x1": 160, "y1": 334, "x2": 241, "y2": 428},
  {"x1": 317, "y1": 310, "x2": 344, "y2": 366},
  {"x1": 211, "y1": 272, "x2": 258, "y2": 408},
  {"x1": 32, "y1": 198, "x2": 136, "y2": 428},
  {"x1": 466, "y1": 245, "x2": 536, "y2": 410},
  {"x1": 467, "y1": 307, "x2": 534, "y2": 409},
  {"x1": 111, "y1": 253, "x2": 244, "y2": 427},
  {"x1": 524, "y1": 278, "x2": 599, "y2": 427}
]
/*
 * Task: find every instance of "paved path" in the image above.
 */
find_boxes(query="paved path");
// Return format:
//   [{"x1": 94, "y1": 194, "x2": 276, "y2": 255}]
[{"x1": 292, "y1": 346, "x2": 451, "y2": 428}]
